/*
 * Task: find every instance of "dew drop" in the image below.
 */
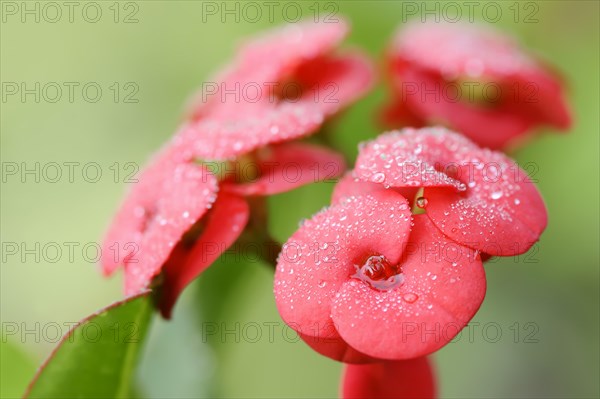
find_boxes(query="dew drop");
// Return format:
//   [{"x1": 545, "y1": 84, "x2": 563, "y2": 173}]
[
  {"x1": 370, "y1": 172, "x2": 386, "y2": 183},
  {"x1": 402, "y1": 293, "x2": 418, "y2": 303},
  {"x1": 352, "y1": 255, "x2": 403, "y2": 291},
  {"x1": 318, "y1": 280, "x2": 327, "y2": 288},
  {"x1": 491, "y1": 191, "x2": 503, "y2": 200},
  {"x1": 416, "y1": 197, "x2": 429, "y2": 209}
]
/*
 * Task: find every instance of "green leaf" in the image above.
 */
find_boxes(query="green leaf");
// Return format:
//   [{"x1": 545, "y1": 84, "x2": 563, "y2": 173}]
[
  {"x1": 1, "y1": 338, "x2": 36, "y2": 399},
  {"x1": 24, "y1": 291, "x2": 154, "y2": 399}
]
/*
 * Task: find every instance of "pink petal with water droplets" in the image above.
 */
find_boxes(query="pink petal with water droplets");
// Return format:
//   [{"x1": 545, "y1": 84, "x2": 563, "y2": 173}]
[
  {"x1": 391, "y1": 21, "x2": 537, "y2": 79},
  {"x1": 354, "y1": 127, "x2": 476, "y2": 190},
  {"x1": 224, "y1": 142, "x2": 346, "y2": 196},
  {"x1": 331, "y1": 172, "x2": 419, "y2": 207},
  {"x1": 274, "y1": 191, "x2": 412, "y2": 342},
  {"x1": 184, "y1": 66, "x2": 278, "y2": 122},
  {"x1": 342, "y1": 357, "x2": 437, "y2": 399},
  {"x1": 101, "y1": 147, "x2": 218, "y2": 276},
  {"x1": 174, "y1": 99, "x2": 326, "y2": 161},
  {"x1": 238, "y1": 18, "x2": 349, "y2": 76},
  {"x1": 118, "y1": 160, "x2": 219, "y2": 295},
  {"x1": 424, "y1": 149, "x2": 547, "y2": 256},
  {"x1": 186, "y1": 19, "x2": 349, "y2": 121},
  {"x1": 331, "y1": 215, "x2": 485, "y2": 360},
  {"x1": 158, "y1": 192, "x2": 249, "y2": 318},
  {"x1": 331, "y1": 172, "x2": 387, "y2": 204},
  {"x1": 177, "y1": 52, "x2": 374, "y2": 161}
]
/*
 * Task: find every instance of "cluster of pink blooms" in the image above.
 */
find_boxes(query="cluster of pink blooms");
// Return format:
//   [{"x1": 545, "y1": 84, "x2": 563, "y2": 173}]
[{"x1": 101, "y1": 18, "x2": 570, "y2": 398}]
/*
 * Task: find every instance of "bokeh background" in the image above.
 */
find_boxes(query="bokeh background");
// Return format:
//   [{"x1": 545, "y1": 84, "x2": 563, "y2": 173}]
[{"x1": 1, "y1": 1, "x2": 598, "y2": 398}]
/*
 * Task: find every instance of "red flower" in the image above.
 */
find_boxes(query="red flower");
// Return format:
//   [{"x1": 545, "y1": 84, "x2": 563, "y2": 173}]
[
  {"x1": 274, "y1": 191, "x2": 486, "y2": 362},
  {"x1": 341, "y1": 357, "x2": 436, "y2": 399},
  {"x1": 354, "y1": 127, "x2": 548, "y2": 256},
  {"x1": 101, "y1": 145, "x2": 249, "y2": 318},
  {"x1": 101, "y1": 19, "x2": 373, "y2": 318},
  {"x1": 381, "y1": 21, "x2": 571, "y2": 149},
  {"x1": 181, "y1": 18, "x2": 374, "y2": 160}
]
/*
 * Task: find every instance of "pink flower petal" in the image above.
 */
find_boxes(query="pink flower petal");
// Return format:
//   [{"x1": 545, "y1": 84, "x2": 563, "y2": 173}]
[
  {"x1": 173, "y1": 100, "x2": 326, "y2": 161},
  {"x1": 332, "y1": 172, "x2": 419, "y2": 207},
  {"x1": 293, "y1": 52, "x2": 375, "y2": 116},
  {"x1": 384, "y1": 21, "x2": 572, "y2": 148},
  {"x1": 399, "y1": 67, "x2": 536, "y2": 149},
  {"x1": 274, "y1": 191, "x2": 412, "y2": 341},
  {"x1": 298, "y1": 331, "x2": 374, "y2": 364},
  {"x1": 177, "y1": 52, "x2": 374, "y2": 161},
  {"x1": 354, "y1": 127, "x2": 476, "y2": 190},
  {"x1": 331, "y1": 172, "x2": 388, "y2": 204},
  {"x1": 238, "y1": 18, "x2": 349, "y2": 77},
  {"x1": 424, "y1": 150, "x2": 547, "y2": 256},
  {"x1": 391, "y1": 21, "x2": 537, "y2": 80},
  {"x1": 342, "y1": 357, "x2": 437, "y2": 399},
  {"x1": 224, "y1": 142, "x2": 346, "y2": 196},
  {"x1": 113, "y1": 159, "x2": 218, "y2": 295},
  {"x1": 355, "y1": 127, "x2": 548, "y2": 256},
  {"x1": 101, "y1": 147, "x2": 218, "y2": 277},
  {"x1": 331, "y1": 215, "x2": 485, "y2": 360},
  {"x1": 158, "y1": 192, "x2": 249, "y2": 318}
]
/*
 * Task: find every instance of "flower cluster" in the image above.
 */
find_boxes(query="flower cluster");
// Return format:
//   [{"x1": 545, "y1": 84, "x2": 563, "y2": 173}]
[
  {"x1": 101, "y1": 17, "x2": 570, "y2": 399},
  {"x1": 101, "y1": 18, "x2": 374, "y2": 318}
]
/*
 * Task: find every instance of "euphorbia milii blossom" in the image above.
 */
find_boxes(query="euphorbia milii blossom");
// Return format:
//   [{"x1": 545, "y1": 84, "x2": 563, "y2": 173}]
[
  {"x1": 342, "y1": 357, "x2": 436, "y2": 399},
  {"x1": 274, "y1": 191, "x2": 486, "y2": 362},
  {"x1": 353, "y1": 127, "x2": 548, "y2": 257},
  {"x1": 381, "y1": 21, "x2": 571, "y2": 149},
  {"x1": 182, "y1": 18, "x2": 374, "y2": 160},
  {"x1": 102, "y1": 19, "x2": 372, "y2": 318},
  {"x1": 101, "y1": 145, "x2": 248, "y2": 318}
]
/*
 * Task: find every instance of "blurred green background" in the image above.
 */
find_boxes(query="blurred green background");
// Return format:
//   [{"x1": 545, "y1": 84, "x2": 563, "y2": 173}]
[{"x1": 1, "y1": 1, "x2": 598, "y2": 398}]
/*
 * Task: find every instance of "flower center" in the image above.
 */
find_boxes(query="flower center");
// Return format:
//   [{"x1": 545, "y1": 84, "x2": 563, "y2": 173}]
[
  {"x1": 454, "y1": 78, "x2": 504, "y2": 107},
  {"x1": 352, "y1": 255, "x2": 404, "y2": 291},
  {"x1": 197, "y1": 153, "x2": 261, "y2": 184}
]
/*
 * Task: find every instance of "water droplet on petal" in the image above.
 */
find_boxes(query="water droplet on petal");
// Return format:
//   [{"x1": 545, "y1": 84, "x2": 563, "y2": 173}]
[
  {"x1": 416, "y1": 197, "x2": 429, "y2": 209},
  {"x1": 352, "y1": 255, "x2": 403, "y2": 291},
  {"x1": 370, "y1": 172, "x2": 386, "y2": 183},
  {"x1": 402, "y1": 293, "x2": 418, "y2": 303},
  {"x1": 491, "y1": 191, "x2": 503, "y2": 200}
]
